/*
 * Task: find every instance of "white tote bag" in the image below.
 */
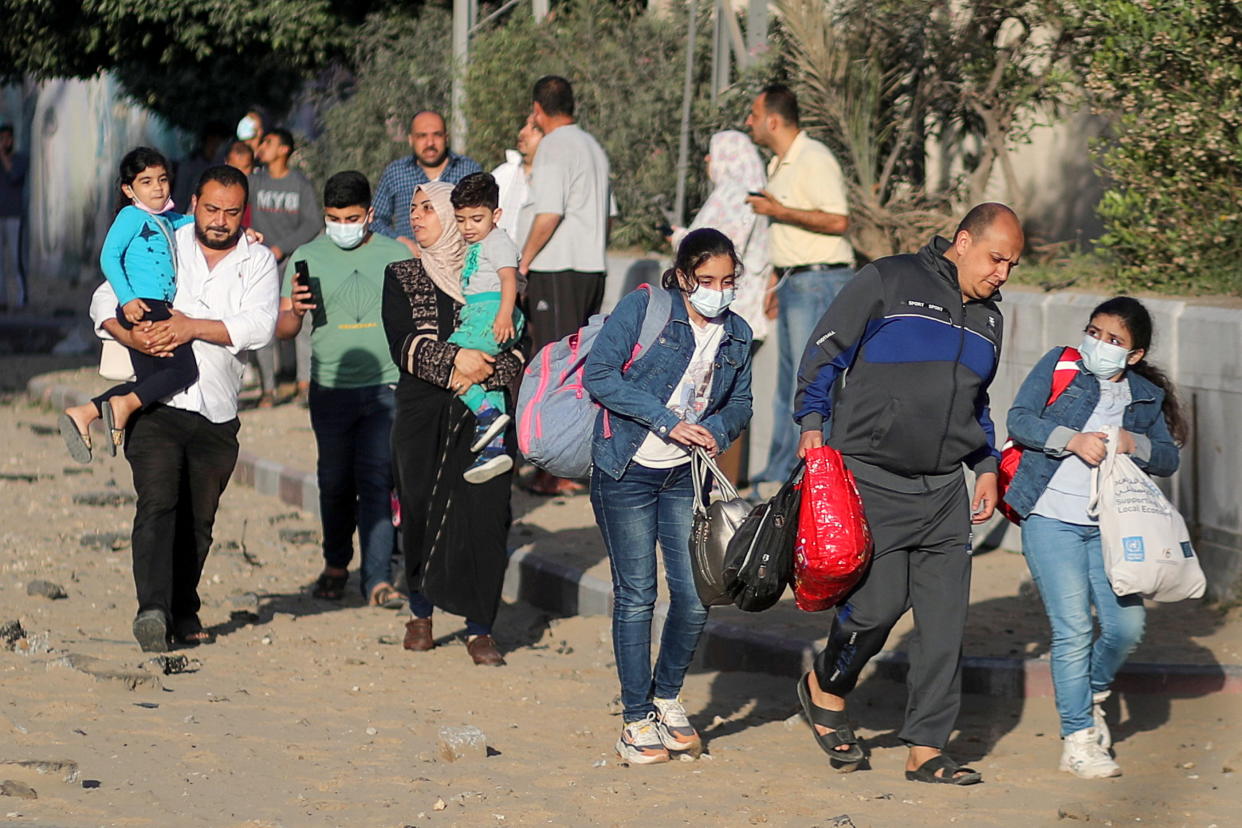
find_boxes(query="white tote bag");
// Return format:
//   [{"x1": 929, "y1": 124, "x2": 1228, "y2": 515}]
[{"x1": 1088, "y1": 425, "x2": 1205, "y2": 602}]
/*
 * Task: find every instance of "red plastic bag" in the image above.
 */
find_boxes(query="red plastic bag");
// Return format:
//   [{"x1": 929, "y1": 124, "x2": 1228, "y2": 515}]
[{"x1": 793, "y1": 444, "x2": 873, "y2": 612}]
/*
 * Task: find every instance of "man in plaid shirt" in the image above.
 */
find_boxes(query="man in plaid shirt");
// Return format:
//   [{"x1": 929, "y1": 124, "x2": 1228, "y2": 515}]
[{"x1": 370, "y1": 110, "x2": 481, "y2": 255}]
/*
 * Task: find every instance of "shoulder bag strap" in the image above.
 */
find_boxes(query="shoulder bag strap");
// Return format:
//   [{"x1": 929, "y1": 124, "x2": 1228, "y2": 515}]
[{"x1": 633, "y1": 283, "x2": 674, "y2": 363}]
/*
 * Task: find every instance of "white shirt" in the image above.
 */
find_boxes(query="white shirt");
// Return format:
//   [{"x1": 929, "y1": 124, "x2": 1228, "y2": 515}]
[
  {"x1": 91, "y1": 225, "x2": 279, "y2": 423},
  {"x1": 529, "y1": 123, "x2": 611, "y2": 273},
  {"x1": 633, "y1": 319, "x2": 725, "y2": 468},
  {"x1": 492, "y1": 150, "x2": 529, "y2": 246}
]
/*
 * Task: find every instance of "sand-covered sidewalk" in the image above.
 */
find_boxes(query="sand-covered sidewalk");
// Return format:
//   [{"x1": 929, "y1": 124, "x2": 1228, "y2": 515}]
[{"x1": 2, "y1": 388, "x2": 1240, "y2": 826}]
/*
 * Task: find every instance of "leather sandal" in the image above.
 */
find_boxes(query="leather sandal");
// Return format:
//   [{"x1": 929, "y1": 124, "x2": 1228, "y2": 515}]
[
  {"x1": 403, "y1": 617, "x2": 435, "y2": 651},
  {"x1": 311, "y1": 571, "x2": 347, "y2": 600},
  {"x1": 172, "y1": 616, "x2": 215, "y2": 647},
  {"x1": 905, "y1": 754, "x2": 982, "y2": 785},
  {"x1": 466, "y1": 634, "x2": 505, "y2": 666},
  {"x1": 369, "y1": 584, "x2": 405, "y2": 609},
  {"x1": 797, "y1": 672, "x2": 866, "y2": 769},
  {"x1": 100, "y1": 400, "x2": 122, "y2": 457}
]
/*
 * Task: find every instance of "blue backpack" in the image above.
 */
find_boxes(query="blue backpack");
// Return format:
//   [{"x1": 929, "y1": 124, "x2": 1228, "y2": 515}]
[{"x1": 516, "y1": 284, "x2": 673, "y2": 479}]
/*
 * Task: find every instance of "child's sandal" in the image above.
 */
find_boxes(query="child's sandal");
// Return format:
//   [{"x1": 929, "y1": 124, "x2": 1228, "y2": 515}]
[
  {"x1": 58, "y1": 413, "x2": 92, "y2": 464},
  {"x1": 100, "y1": 401, "x2": 123, "y2": 457}
]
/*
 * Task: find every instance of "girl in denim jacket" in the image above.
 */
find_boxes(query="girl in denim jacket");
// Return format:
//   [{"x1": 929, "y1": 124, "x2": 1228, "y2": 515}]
[
  {"x1": 583, "y1": 228, "x2": 753, "y2": 765},
  {"x1": 1004, "y1": 296, "x2": 1186, "y2": 779}
]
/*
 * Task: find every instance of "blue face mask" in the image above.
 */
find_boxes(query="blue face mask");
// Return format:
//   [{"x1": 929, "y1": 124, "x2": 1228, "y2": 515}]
[
  {"x1": 688, "y1": 285, "x2": 735, "y2": 318},
  {"x1": 1078, "y1": 334, "x2": 1132, "y2": 380},
  {"x1": 236, "y1": 116, "x2": 259, "y2": 141},
  {"x1": 325, "y1": 219, "x2": 367, "y2": 249}
]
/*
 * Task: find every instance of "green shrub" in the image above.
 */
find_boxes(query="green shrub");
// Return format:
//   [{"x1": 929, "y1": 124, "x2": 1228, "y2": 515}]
[
  {"x1": 1084, "y1": 0, "x2": 1242, "y2": 295},
  {"x1": 464, "y1": 1, "x2": 769, "y2": 248},
  {"x1": 299, "y1": 7, "x2": 454, "y2": 190}
]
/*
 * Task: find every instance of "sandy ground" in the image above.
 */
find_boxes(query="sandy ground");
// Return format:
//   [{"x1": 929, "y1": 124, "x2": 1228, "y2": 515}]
[{"x1": 2, "y1": 391, "x2": 1241, "y2": 827}]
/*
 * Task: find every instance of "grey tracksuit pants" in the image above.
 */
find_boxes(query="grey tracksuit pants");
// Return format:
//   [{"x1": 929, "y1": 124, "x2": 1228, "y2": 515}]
[{"x1": 813, "y1": 459, "x2": 973, "y2": 749}]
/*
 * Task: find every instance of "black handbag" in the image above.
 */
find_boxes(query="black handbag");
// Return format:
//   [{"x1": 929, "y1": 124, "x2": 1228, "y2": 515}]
[
  {"x1": 723, "y1": 460, "x2": 804, "y2": 612},
  {"x1": 689, "y1": 448, "x2": 753, "y2": 607}
]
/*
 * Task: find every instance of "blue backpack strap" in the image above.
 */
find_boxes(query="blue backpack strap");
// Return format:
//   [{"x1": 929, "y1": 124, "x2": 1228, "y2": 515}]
[{"x1": 632, "y1": 283, "x2": 673, "y2": 362}]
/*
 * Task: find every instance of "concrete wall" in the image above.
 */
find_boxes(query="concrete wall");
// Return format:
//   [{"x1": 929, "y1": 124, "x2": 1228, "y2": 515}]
[
  {"x1": 1, "y1": 76, "x2": 184, "y2": 311},
  {"x1": 606, "y1": 255, "x2": 1242, "y2": 602}
]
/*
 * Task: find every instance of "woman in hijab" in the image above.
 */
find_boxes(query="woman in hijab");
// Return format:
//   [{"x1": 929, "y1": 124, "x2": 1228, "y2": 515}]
[
  {"x1": 670, "y1": 130, "x2": 771, "y2": 342},
  {"x1": 382, "y1": 182, "x2": 526, "y2": 666}
]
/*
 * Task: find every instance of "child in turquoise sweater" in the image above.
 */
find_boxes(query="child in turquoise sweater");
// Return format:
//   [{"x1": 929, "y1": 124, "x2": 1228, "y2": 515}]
[{"x1": 60, "y1": 147, "x2": 197, "y2": 462}]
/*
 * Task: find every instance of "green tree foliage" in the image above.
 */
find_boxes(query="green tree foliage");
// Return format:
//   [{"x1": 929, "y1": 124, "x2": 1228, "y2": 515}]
[
  {"x1": 462, "y1": 1, "x2": 757, "y2": 248},
  {"x1": 1082, "y1": 0, "x2": 1242, "y2": 294},
  {"x1": 298, "y1": 7, "x2": 454, "y2": 188},
  {"x1": 0, "y1": 0, "x2": 377, "y2": 130},
  {"x1": 779, "y1": 0, "x2": 1083, "y2": 260}
]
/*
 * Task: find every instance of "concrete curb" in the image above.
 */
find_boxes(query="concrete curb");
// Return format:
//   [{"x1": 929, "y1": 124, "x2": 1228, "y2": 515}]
[{"x1": 27, "y1": 374, "x2": 1242, "y2": 697}]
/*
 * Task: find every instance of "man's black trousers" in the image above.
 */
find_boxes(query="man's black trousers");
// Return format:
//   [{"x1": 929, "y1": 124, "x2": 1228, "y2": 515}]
[
  {"x1": 125, "y1": 405, "x2": 239, "y2": 628},
  {"x1": 813, "y1": 464, "x2": 972, "y2": 749}
]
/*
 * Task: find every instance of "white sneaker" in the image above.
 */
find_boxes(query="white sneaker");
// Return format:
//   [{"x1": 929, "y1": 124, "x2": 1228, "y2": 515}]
[
  {"x1": 653, "y1": 697, "x2": 703, "y2": 757},
  {"x1": 1059, "y1": 727, "x2": 1122, "y2": 778},
  {"x1": 1092, "y1": 690, "x2": 1112, "y2": 750},
  {"x1": 615, "y1": 712, "x2": 670, "y2": 765}
]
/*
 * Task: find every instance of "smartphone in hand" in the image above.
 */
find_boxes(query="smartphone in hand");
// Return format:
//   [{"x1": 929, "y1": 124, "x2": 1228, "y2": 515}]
[{"x1": 294, "y1": 261, "x2": 311, "y2": 295}]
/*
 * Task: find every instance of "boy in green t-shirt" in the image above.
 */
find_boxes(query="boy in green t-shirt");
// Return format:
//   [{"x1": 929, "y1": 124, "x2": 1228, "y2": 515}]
[{"x1": 275, "y1": 171, "x2": 409, "y2": 608}]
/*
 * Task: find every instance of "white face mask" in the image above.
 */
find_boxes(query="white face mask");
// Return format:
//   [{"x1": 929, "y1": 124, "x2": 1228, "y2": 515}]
[
  {"x1": 325, "y1": 219, "x2": 367, "y2": 249},
  {"x1": 688, "y1": 285, "x2": 735, "y2": 318},
  {"x1": 236, "y1": 116, "x2": 259, "y2": 141},
  {"x1": 1078, "y1": 334, "x2": 1132, "y2": 380}
]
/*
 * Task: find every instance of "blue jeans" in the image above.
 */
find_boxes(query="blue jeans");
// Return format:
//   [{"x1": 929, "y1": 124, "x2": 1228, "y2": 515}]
[
  {"x1": 308, "y1": 383, "x2": 398, "y2": 598},
  {"x1": 591, "y1": 462, "x2": 706, "y2": 722},
  {"x1": 1022, "y1": 515, "x2": 1146, "y2": 736},
  {"x1": 758, "y1": 265, "x2": 853, "y2": 483}
]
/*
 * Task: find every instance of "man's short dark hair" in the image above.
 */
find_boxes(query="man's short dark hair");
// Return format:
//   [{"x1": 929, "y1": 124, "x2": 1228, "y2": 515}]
[
  {"x1": 324, "y1": 171, "x2": 372, "y2": 209},
  {"x1": 226, "y1": 141, "x2": 255, "y2": 163},
  {"x1": 196, "y1": 164, "x2": 250, "y2": 202},
  {"x1": 451, "y1": 172, "x2": 500, "y2": 212},
  {"x1": 954, "y1": 202, "x2": 1019, "y2": 240},
  {"x1": 760, "y1": 83, "x2": 799, "y2": 127},
  {"x1": 268, "y1": 128, "x2": 295, "y2": 153},
  {"x1": 533, "y1": 75, "x2": 575, "y2": 118},
  {"x1": 0, "y1": 125, "x2": 13, "y2": 136}
]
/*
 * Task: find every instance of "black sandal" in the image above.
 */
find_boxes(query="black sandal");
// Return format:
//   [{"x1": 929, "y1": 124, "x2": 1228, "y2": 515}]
[
  {"x1": 796, "y1": 672, "x2": 866, "y2": 768},
  {"x1": 101, "y1": 400, "x2": 122, "y2": 457},
  {"x1": 905, "y1": 754, "x2": 982, "y2": 786},
  {"x1": 172, "y1": 616, "x2": 215, "y2": 647},
  {"x1": 312, "y1": 571, "x2": 347, "y2": 600}
]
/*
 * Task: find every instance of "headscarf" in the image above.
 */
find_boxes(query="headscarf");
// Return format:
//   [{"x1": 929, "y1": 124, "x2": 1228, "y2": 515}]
[
  {"x1": 672, "y1": 130, "x2": 772, "y2": 339},
  {"x1": 412, "y1": 181, "x2": 466, "y2": 305}
]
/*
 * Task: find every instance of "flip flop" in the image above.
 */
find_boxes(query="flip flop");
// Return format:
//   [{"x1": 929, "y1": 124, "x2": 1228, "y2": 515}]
[
  {"x1": 796, "y1": 672, "x2": 866, "y2": 769},
  {"x1": 58, "y1": 413, "x2": 92, "y2": 464},
  {"x1": 100, "y1": 400, "x2": 122, "y2": 457},
  {"x1": 905, "y1": 754, "x2": 982, "y2": 786},
  {"x1": 370, "y1": 585, "x2": 405, "y2": 610}
]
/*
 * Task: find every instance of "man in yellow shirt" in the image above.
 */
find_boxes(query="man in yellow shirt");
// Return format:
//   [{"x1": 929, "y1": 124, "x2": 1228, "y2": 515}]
[{"x1": 745, "y1": 84, "x2": 854, "y2": 485}]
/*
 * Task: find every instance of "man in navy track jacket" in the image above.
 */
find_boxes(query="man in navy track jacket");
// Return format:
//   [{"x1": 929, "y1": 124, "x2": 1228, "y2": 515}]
[{"x1": 793, "y1": 203, "x2": 1023, "y2": 785}]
